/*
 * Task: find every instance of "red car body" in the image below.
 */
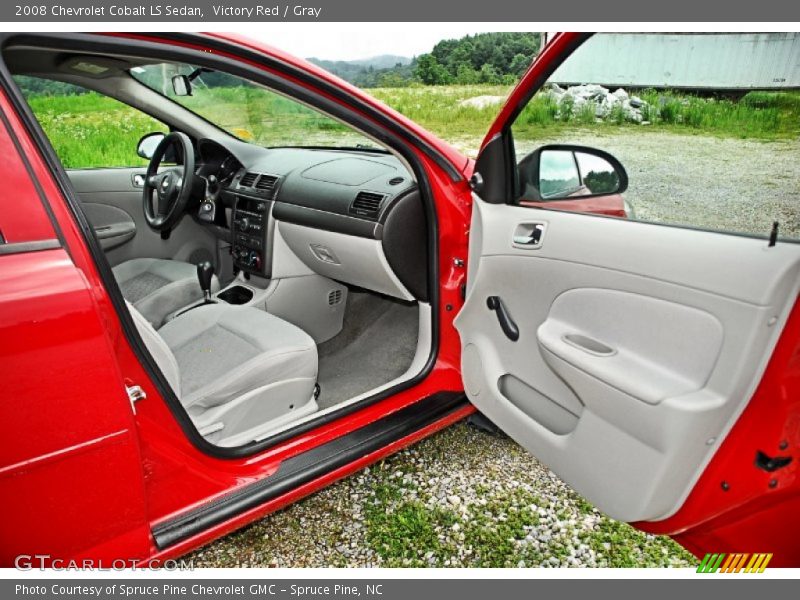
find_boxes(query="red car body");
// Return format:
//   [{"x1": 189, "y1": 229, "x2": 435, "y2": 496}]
[{"x1": 0, "y1": 32, "x2": 797, "y2": 567}]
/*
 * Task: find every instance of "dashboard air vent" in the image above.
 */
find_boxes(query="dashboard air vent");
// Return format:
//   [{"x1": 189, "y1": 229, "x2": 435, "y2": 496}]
[
  {"x1": 350, "y1": 191, "x2": 385, "y2": 217},
  {"x1": 255, "y1": 175, "x2": 278, "y2": 194},
  {"x1": 239, "y1": 172, "x2": 259, "y2": 187}
]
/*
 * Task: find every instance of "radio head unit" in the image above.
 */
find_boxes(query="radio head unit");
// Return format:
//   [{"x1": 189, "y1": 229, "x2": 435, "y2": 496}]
[{"x1": 232, "y1": 196, "x2": 269, "y2": 275}]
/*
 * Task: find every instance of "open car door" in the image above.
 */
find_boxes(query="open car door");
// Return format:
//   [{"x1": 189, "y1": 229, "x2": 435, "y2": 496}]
[{"x1": 455, "y1": 33, "x2": 800, "y2": 565}]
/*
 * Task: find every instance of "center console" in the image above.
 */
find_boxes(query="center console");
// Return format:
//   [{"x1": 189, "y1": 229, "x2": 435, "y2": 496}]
[
  {"x1": 229, "y1": 170, "x2": 283, "y2": 277},
  {"x1": 232, "y1": 196, "x2": 268, "y2": 274}
]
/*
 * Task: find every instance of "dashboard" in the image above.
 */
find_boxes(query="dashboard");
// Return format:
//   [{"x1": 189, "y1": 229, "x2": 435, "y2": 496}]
[{"x1": 193, "y1": 138, "x2": 428, "y2": 301}]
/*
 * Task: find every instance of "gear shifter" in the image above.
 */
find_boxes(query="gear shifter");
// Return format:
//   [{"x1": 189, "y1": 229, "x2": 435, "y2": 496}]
[{"x1": 197, "y1": 261, "x2": 214, "y2": 303}]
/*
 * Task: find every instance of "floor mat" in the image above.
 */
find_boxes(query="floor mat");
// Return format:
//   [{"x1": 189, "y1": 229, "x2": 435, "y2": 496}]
[{"x1": 316, "y1": 290, "x2": 418, "y2": 409}]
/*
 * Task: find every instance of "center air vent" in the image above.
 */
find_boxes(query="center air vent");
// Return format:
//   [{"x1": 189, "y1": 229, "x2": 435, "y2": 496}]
[
  {"x1": 238, "y1": 172, "x2": 280, "y2": 198},
  {"x1": 350, "y1": 191, "x2": 386, "y2": 217},
  {"x1": 255, "y1": 175, "x2": 278, "y2": 193},
  {"x1": 239, "y1": 172, "x2": 259, "y2": 187}
]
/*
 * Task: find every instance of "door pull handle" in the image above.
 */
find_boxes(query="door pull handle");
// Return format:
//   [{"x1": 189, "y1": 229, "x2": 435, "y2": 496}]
[{"x1": 487, "y1": 296, "x2": 519, "y2": 341}]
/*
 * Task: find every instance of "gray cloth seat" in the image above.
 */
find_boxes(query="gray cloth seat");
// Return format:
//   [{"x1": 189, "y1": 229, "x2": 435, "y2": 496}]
[
  {"x1": 128, "y1": 302, "x2": 319, "y2": 447},
  {"x1": 113, "y1": 258, "x2": 220, "y2": 328}
]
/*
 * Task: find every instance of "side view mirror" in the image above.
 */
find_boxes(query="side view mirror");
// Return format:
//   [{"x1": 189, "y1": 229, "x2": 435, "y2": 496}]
[
  {"x1": 137, "y1": 132, "x2": 178, "y2": 163},
  {"x1": 171, "y1": 74, "x2": 192, "y2": 97},
  {"x1": 518, "y1": 145, "x2": 628, "y2": 202},
  {"x1": 137, "y1": 132, "x2": 165, "y2": 159}
]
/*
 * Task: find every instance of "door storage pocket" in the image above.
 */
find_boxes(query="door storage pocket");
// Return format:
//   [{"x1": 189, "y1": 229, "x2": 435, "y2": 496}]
[{"x1": 498, "y1": 374, "x2": 580, "y2": 435}]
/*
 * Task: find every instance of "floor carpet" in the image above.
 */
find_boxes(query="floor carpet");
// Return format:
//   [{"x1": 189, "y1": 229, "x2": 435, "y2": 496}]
[{"x1": 316, "y1": 290, "x2": 418, "y2": 409}]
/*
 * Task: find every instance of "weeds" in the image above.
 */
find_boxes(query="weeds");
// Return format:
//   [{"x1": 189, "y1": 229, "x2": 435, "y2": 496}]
[{"x1": 360, "y1": 428, "x2": 695, "y2": 568}]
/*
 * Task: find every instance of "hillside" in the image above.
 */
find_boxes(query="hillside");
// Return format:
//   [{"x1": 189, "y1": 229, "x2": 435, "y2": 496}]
[
  {"x1": 311, "y1": 32, "x2": 542, "y2": 87},
  {"x1": 309, "y1": 54, "x2": 411, "y2": 70},
  {"x1": 307, "y1": 55, "x2": 413, "y2": 87}
]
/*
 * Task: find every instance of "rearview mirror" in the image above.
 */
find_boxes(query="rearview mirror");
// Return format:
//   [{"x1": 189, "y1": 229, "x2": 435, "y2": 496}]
[
  {"x1": 518, "y1": 145, "x2": 628, "y2": 202},
  {"x1": 171, "y1": 74, "x2": 192, "y2": 96}
]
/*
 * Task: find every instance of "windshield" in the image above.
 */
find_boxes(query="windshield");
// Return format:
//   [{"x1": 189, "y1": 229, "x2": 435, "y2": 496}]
[{"x1": 130, "y1": 63, "x2": 383, "y2": 150}]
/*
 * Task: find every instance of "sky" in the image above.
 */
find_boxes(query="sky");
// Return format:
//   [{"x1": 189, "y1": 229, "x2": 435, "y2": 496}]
[{"x1": 252, "y1": 23, "x2": 533, "y2": 61}]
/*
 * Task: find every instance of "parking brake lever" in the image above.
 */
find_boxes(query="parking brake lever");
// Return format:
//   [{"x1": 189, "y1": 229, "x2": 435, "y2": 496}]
[{"x1": 487, "y1": 296, "x2": 519, "y2": 341}]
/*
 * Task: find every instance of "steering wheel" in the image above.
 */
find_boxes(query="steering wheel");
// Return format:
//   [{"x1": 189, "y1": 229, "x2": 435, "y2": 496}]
[{"x1": 143, "y1": 131, "x2": 196, "y2": 232}]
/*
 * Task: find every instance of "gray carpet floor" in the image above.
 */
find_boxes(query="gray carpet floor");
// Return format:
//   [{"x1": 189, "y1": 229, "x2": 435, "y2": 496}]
[{"x1": 316, "y1": 290, "x2": 419, "y2": 409}]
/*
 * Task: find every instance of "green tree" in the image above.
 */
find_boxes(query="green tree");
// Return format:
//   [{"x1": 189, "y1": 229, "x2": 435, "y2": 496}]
[
  {"x1": 477, "y1": 63, "x2": 502, "y2": 84},
  {"x1": 509, "y1": 53, "x2": 532, "y2": 76},
  {"x1": 583, "y1": 170, "x2": 620, "y2": 194},
  {"x1": 377, "y1": 71, "x2": 410, "y2": 88},
  {"x1": 13, "y1": 75, "x2": 85, "y2": 96},
  {"x1": 421, "y1": 32, "x2": 540, "y2": 84},
  {"x1": 454, "y1": 64, "x2": 479, "y2": 85},
  {"x1": 414, "y1": 55, "x2": 451, "y2": 85}
]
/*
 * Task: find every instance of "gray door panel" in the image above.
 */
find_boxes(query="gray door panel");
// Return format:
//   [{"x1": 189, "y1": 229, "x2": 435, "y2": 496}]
[
  {"x1": 81, "y1": 202, "x2": 136, "y2": 250},
  {"x1": 68, "y1": 168, "x2": 217, "y2": 267},
  {"x1": 456, "y1": 197, "x2": 800, "y2": 523}
]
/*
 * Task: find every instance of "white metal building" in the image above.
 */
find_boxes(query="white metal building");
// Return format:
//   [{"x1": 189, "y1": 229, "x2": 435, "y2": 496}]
[{"x1": 549, "y1": 33, "x2": 800, "y2": 91}]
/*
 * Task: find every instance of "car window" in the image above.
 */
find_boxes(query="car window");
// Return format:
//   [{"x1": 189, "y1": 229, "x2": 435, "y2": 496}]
[
  {"x1": 509, "y1": 33, "x2": 800, "y2": 240},
  {"x1": 129, "y1": 63, "x2": 383, "y2": 150},
  {"x1": 13, "y1": 75, "x2": 168, "y2": 169}
]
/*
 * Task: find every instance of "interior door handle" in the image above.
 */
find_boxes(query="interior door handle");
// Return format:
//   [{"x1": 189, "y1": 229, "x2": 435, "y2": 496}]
[
  {"x1": 487, "y1": 296, "x2": 519, "y2": 341},
  {"x1": 513, "y1": 222, "x2": 545, "y2": 248}
]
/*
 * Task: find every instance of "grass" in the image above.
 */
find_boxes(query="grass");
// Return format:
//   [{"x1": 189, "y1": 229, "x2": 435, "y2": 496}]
[
  {"x1": 371, "y1": 85, "x2": 800, "y2": 142},
  {"x1": 23, "y1": 84, "x2": 800, "y2": 169},
  {"x1": 512, "y1": 88, "x2": 800, "y2": 140},
  {"x1": 359, "y1": 426, "x2": 695, "y2": 568},
  {"x1": 459, "y1": 488, "x2": 544, "y2": 567},
  {"x1": 176, "y1": 86, "x2": 356, "y2": 144},
  {"x1": 369, "y1": 84, "x2": 512, "y2": 139},
  {"x1": 365, "y1": 482, "x2": 460, "y2": 565},
  {"x1": 363, "y1": 478, "x2": 695, "y2": 568},
  {"x1": 24, "y1": 92, "x2": 165, "y2": 168}
]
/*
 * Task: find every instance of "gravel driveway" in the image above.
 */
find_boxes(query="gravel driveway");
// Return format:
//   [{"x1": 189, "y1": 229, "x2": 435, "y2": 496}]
[{"x1": 189, "y1": 422, "x2": 693, "y2": 568}]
